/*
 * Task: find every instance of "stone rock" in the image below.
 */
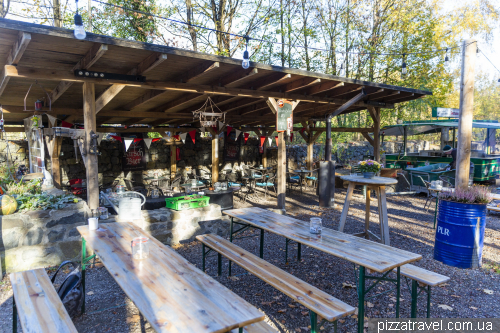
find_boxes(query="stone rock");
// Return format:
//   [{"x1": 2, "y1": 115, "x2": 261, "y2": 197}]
[
  {"x1": 21, "y1": 245, "x2": 58, "y2": 260},
  {"x1": 23, "y1": 227, "x2": 43, "y2": 246},
  {"x1": 59, "y1": 241, "x2": 82, "y2": 260},
  {"x1": 48, "y1": 228, "x2": 66, "y2": 243},
  {"x1": 46, "y1": 210, "x2": 86, "y2": 228},
  {"x1": 0, "y1": 216, "x2": 24, "y2": 230},
  {"x1": 0, "y1": 228, "x2": 22, "y2": 251}
]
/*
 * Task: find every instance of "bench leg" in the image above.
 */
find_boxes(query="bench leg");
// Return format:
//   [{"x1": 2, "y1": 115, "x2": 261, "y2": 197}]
[
  {"x1": 396, "y1": 266, "x2": 401, "y2": 318},
  {"x1": 260, "y1": 228, "x2": 264, "y2": 259},
  {"x1": 217, "y1": 253, "x2": 222, "y2": 277},
  {"x1": 297, "y1": 243, "x2": 301, "y2": 262},
  {"x1": 202, "y1": 243, "x2": 206, "y2": 272},
  {"x1": 285, "y1": 238, "x2": 289, "y2": 264},
  {"x1": 427, "y1": 286, "x2": 431, "y2": 318},
  {"x1": 81, "y1": 237, "x2": 87, "y2": 314},
  {"x1": 12, "y1": 296, "x2": 17, "y2": 333},
  {"x1": 357, "y1": 266, "x2": 366, "y2": 333},
  {"x1": 411, "y1": 280, "x2": 418, "y2": 318},
  {"x1": 309, "y1": 310, "x2": 317, "y2": 333},
  {"x1": 238, "y1": 328, "x2": 243, "y2": 333},
  {"x1": 229, "y1": 218, "x2": 234, "y2": 276}
]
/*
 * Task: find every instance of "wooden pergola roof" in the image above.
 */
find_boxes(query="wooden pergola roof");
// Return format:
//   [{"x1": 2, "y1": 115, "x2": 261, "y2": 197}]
[{"x1": 0, "y1": 18, "x2": 432, "y2": 131}]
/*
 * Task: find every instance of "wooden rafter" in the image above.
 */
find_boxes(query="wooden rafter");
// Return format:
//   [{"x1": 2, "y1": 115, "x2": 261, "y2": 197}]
[{"x1": 0, "y1": 31, "x2": 31, "y2": 97}]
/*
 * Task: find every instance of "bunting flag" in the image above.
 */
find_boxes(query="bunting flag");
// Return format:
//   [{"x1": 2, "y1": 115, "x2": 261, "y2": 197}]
[
  {"x1": 275, "y1": 136, "x2": 279, "y2": 146},
  {"x1": 226, "y1": 125, "x2": 233, "y2": 137},
  {"x1": 244, "y1": 132, "x2": 249, "y2": 144},
  {"x1": 164, "y1": 131, "x2": 171, "y2": 138},
  {"x1": 188, "y1": 130, "x2": 196, "y2": 144},
  {"x1": 218, "y1": 121, "x2": 224, "y2": 131},
  {"x1": 124, "y1": 138, "x2": 134, "y2": 152},
  {"x1": 110, "y1": 135, "x2": 123, "y2": 143},
  {"x1": 235, "y1": 129, "x2": 241, "y2": 139},
  {"x1": 300, "y1": 127, "x2": 306, "y2": 133},
  {"x1": 61, "y1": 120, "x2": 73, "y2": 128},
  {"x1": 173, "y1": 134, "x2": 180, "y2": 141},
  {"x1": 96, "y1": 133, "x2": 104, "y2": 145},
  {"x1": 143, "y1": 138, "x2": 152, "y2": 149},
  {"x1": 290, "y1": 133, "x2": 294, "y2": 142},
  {"x1": 179, "y1": 132, "x2": 187, "y2": 144},
  {"x1": 46, "y1": 114, "x2": 57, "y2": 127},
  {"x1": 268, "y1": 137, "x2": 272, "y2": 146},
  {"x1": 152, "y1": 138, "x2": 161, "y2": 142},
  {"x1": 260, "y1": 136, "x2": 266, "y2": 147}
]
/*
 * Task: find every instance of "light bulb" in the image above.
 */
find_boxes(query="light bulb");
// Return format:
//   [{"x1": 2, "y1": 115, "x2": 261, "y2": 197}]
[
  {"x1": 401, "y1": 63, "x2": 407, "y2": 75},
  {"x1": 74, "y1": 13, "x2": 86, "y2": 40},
  {"x1": 242, "y1": 49, "x2": 250, "y2": 69}
]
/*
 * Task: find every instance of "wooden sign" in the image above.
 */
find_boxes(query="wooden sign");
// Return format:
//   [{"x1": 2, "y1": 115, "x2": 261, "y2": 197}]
[{"x1": 276, "y1": 100, "x2": 293, "y2": 132}]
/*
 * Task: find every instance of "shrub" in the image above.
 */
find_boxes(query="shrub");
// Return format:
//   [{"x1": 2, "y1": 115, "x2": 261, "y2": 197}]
[
  {"x1": 357, "y1": 159, "x2": 381, "y2": 173},
  {"x1": 438, "y1": 185, "x2": 494, "y2": 204}
]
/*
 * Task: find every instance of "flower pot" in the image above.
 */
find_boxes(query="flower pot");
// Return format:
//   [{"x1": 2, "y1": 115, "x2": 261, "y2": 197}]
[
  {"x1": 363, "y1": 172, "x2": 375, "y2": 179},
  {"x1": 434, "y1": 199, "x2": 486, "y2": 269}
]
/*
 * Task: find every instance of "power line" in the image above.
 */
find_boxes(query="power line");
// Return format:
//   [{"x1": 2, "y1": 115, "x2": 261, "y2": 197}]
[
  {"x1": 478, "y1": 49, "x2": 500, "y2": 75},
  {"x1": 90, "y1": 0, "x2": 463, "y2": 58}
]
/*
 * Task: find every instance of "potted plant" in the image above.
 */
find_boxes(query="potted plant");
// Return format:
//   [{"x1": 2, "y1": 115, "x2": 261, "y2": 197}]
[
  {"x1": 434, "y1": 185, "x2": 493, "y2": 269},
  {"x1": 357, "y1": 159, "x2": 381, "y2": 179}
]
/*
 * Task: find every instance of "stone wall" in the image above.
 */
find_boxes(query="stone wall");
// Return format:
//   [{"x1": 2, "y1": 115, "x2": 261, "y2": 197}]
[
  {"x1": 44, "y1": 134, "x2": 261, "y2": 185},
  {"x1": 0, "y1": 139, "x2": 29, "y2": 169}
]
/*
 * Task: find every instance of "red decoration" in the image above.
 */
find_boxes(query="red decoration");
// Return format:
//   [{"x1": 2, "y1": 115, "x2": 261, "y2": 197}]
[
  {"x1": 244, "y1": 132, "x2": 249, "y2": 144},
  {"x1": 260, "y1": 136, "x2": 266, "y2": 147},
  {"x1": 290, "y1": 133, "x2": 294, "y2": 142},
  {"x1": 176, "y1": 147, "x2": 181, "y2": 161},
  {"x1": 300, "y1": 128, "x2": 306, "y2": 133},
  {"x1": 188, "y1": 130, "x2": 196, "y2": 144},
  {"x1": 133, "y1": 138, "x2": 142, "y2": 143},
  {"x1": 61, "y1": 120, "x2": 73, "y2": 128},
  {"x1": 259, "y1": 146, "x2": 264, "y2": 154},
  {"x1": 173, "y1": 135, "x2": 180, "y2": 141},
  {"x1": 226, "y1": 126, "x2": 233, "y2": 137},
  {"x1": 110, "y1": 135, "x2": 123, "y2": 143},
  {"x1": 275, "y1": 136, "x2": 278, "y2": 146},
  {"x1": 152, "y1": 138, "x2": 161, "y2": 142}
]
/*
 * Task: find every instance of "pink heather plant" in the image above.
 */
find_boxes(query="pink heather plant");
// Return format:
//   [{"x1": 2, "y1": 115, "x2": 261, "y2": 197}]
[{"x1": 438, "y1": 185, "x2": 494, "y2": 204}]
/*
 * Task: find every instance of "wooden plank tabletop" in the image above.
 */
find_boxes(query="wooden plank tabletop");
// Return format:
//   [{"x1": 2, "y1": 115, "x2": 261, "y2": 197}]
[
  {"x1": 10, "y1": 269, "x2": 78, "y2": 333},
  {"x1": 340, "y1": 175, "x2": 398, "y2": 185},
  {"x1": 77, "y1": 223, "x2": 264, "y2": 333},
  {"x1": 223, "y1": 207, "x2": 421, "y2": 273}
]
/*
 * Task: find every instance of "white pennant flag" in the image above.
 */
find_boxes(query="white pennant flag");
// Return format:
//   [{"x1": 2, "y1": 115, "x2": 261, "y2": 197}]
[
  {"x1": 124, "y1": 138, "x2": 134, "y2": 152},
  {"x1": 268, "y1": 137, "x2": 272, "y2": 146},
  {"x1": 218, "y1": 121, "x2": 224, "y2": 131},
  {"x1": 96, "y1": 133, "x2": 104, "y2": 145},
  {"x1": 143, "y1": 138, "x2": 152, "y2": 149},
  {"x1": 179, "y1": 132, "x2": 187, "y2": 144},
  {"x1": 235, "y1": 129, "x2": 241, "y2": 139},
  {"x1": 46, "y1": 114, "x2": 57, "y2": 127}
]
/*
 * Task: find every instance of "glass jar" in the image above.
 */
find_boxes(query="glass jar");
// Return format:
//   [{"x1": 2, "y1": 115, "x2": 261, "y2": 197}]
[
  {"x1": 98, "y1": 207, "x2": 108, "y2": 220},
  {"x1": 131, "y1": 237, "x2": 150, "y2": 260},
  {"x1": 116, "y1": 185, "x2": 125, "y2": 194},
  {"x1": 310, "y1": 217, "x2": 322, "y2": 234},
  {"x1": 221, "y1": 181, "x2": 228, "y2": 191},
  {"x1": 214, "y1": 182, "x2": 221, "y2": 192},
  {"x1": 151, "y1": 188, "x2": 159, "y2": 199}
]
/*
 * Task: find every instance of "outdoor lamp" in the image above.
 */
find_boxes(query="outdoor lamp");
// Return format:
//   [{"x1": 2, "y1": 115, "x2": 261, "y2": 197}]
[
  {"x1": 401, "y1": 53, "x2": 407, "y2": 77},
  {"x1": 444, "y1": 48, "x2": 449, "y2": 66},
  {"x1": 242, "y1": 36, "x2": 250, "y2": 69},
  {"x1": 497, "y1": 78, "x2": 500, "y2": 85},
  {"x1": 74, "y1": 0, "x2": 86, "y2": 40}
]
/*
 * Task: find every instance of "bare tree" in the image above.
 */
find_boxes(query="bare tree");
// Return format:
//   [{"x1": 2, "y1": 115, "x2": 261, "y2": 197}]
[{"x1": 0, "y1": 0, "x2": 10, "y2": 18}]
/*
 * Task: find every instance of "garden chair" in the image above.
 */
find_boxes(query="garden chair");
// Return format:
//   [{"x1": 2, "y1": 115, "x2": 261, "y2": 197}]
[
  {"x1": 255, "y1": 172, "x2": 276, "y2": 200},
  {"x1": 286, "y1": 172, "x2": 300, "y2": 194},
  {"x1": 305, "y1": 168, "x2": 319, "y2": 190},
  {"x1": 418, "y1": 176, "x2": 438, "y2": 210}
]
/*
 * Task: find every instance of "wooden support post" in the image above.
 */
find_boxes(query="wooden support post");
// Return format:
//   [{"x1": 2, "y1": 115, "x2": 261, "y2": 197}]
[
  {"x1": 212, "y1": 132, "x2": 219, "y2": 184},
  {"x1": 368, "y1": 106, "x2": 381, "y2": 162},
  {"x1": 306, "y1": 129, "x2": 314, "y2": 171},
  {"x1": 456, "y1": 39, "x2": 476, "y2": 190},
  {"x1": 51, "y1": 137, "x2": 63, "y2": 188},
  {"x1": 170, "y1": 146, "x2": 177, "y2": 180},
  {"x1": 403, "y1": 126, "x2": 408, "y2": 155},
  {"x1": 83, "y1": 82, "x2": 99, "y2": 211},
  {"x1": 262, "y1": 131, "x2": 268, "y2": 168},
  {"x1": 277, "y1": 132, "x2": 286, "y2": 210}
]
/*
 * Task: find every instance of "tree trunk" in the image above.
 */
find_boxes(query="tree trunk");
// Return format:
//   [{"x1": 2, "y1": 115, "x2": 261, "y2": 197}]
[
  {"x1": 185, "y1": 0, "x2": 198, "y2": 51},
  {"x1": 53, "y1": 0, "x2": 62, "y2": 27}
]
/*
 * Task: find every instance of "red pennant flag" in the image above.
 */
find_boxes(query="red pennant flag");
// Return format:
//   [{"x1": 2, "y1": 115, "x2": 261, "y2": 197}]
[
  {"x1": 61, "y1": 120, "x2": 73, "y2": 128},
  {"x1": 226, "y1": 126, "x2": 233, "y2": 137},
  {"x1": 244, "y1": 132, "x2": 249, "y2": 144},
  {"x1": 152, "y1": 138, "x2": 161, "y2": 142},
  {"x1": 173, "y1": 135, "x2": 180, "y2": 141},
  {"x1": 260, "y1": 136, "x2": 266, "y2": 147},
  {"x1": 188, "y1": 130, "x2": 196, "y2": 144},
  {"x1": 110, "y1": 135, "x2": 123, "y2": 143},
  {"x1": 133, "y1": 138, "x2": 142, "y2": 143},
  {"x1": 275, "y1": 136, "x2": 279, "y2": 146},
  {"x1": 259, "y1": 146, "x2": 264, "y2": 154},
  {"x1": 290, "y1": 133, "x2": 294, "y2": 142},
  {"x1": 300, "y1": 127, "x2": 306, "y2": 133},
  {"x1": 176, "y1": 147, "x2": 181, "y2": 161}
]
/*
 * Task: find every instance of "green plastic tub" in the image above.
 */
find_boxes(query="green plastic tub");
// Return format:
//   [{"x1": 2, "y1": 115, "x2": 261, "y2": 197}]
[{"x1": 165, "y1": 195, "x2": 210, "y2": 211}]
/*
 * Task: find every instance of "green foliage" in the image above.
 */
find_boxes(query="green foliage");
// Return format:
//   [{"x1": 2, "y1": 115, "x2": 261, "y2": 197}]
[
  {"x1": 15, "y1": 193, "x2": 79, "y2": 211},
  {"x1": 5, "y1": 179, "x2": 42, "y2": 195},
  {"x1": 147, "y1": 132, "x2": 162, "y2": 138},
  {"x1": 357, "y1": 159, "x2": 382, "y2": 173}
]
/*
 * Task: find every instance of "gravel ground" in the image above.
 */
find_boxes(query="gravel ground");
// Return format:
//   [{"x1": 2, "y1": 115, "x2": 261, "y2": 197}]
[{"x1": 1, "y1": 186, "x2": 499, "y2": 333}]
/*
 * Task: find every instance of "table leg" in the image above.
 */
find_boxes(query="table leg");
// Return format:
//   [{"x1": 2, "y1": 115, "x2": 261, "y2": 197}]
[
  {"x1": 433, "y1": 197, "x2": 438, "y2": 229},
  {"x1": 396, "y1": 266, "x2": 401, "y2": 318},
  {"x1": 357, "y1": 266, "x2": 366, "y2": 333},
  {"x1": 339, "y1": 182, "x2": 355, "y2": 232},
  {"x1": 364, "y1": 187, "x2": 371, "y2": 239},
  {"x1": 81, "y1": 237, "x2": 87, "y2": 314},
  {"x1": 229, "y1": 218, "x2": 234, "y2": 276},
  {"x1": 259, "y1": 228, "x2": 264, "y2": 259},
  {"x1": 12, "y1": 295, "x2": 17, "y2": 333},
  {"x1": 411, "y1": 280, "x2": 418, "y2": 318},
  {"x1": 379, "y1": 186, "x2": 390, "y2": 246}
]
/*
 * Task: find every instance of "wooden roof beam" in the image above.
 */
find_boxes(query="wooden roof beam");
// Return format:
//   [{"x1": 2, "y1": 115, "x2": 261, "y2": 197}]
[
  {"x1": 220, "y1": 68, "x2": 259, "y2": 87},
  {"x1": 305, "y1": 80, "x2": 344, "y2": 95},
  {"x1": 278, "y1": 77, "x2": 321, "y2": 93},
  {"x1": 49, "y1": 43, "x2": 108, "y2": 104},
  {"x1": 95, "y1": 52, "x2": 168, "y2": 113},
  {"x1": 0, "y1": 31, "x2": 31, "y2": 97}
]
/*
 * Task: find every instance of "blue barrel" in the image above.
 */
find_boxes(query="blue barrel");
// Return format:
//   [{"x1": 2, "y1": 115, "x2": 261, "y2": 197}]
[{"x1": 434, "y1": 199, "x2": 486, "y2": 269}]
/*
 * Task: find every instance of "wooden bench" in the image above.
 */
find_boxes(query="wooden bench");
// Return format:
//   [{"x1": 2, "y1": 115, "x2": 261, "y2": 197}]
[
  {"x1": 398, "y1": 264, "x2": 450, "y2": 318},
  {"x1": 231, "y1": 321, "x2": 277, "y2": 333},
  {"x1": 197, "y1": 234, "x2": 356, "y2": 333},
  {"x1": 10, "y1": 268, "x2": 77, "y2": 333}
]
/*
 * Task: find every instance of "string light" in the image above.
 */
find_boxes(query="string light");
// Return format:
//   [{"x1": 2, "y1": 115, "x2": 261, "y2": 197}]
[
  {"x1": 444, "y1": 48, "x2": 449, "y2": 65},
  {"x1": 401, "y1": 53, "x2": 407, "y2": 78},
  {"x1": 242, "y1": 36, "x2": 250, "y2": 69},
  {"x1": 74, "y1": 0, "x2": 86, "y2": 39}
]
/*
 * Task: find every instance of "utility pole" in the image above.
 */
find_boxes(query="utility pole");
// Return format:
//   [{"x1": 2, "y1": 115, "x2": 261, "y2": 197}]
[{"x1": 456, "y1": 39, "x2": 476, "y2": 190}]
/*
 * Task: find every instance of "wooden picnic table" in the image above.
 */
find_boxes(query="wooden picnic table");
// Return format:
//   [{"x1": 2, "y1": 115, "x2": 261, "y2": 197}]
[
  {"x1": 338, "y1": 175, "x2": 398, "y2": 245},
  {"x1": 222, "y1": 207, "x2": 422, "y2": 333},
  {"x1": 77, "y1": 222, "x2": 264, "y2": 333}
]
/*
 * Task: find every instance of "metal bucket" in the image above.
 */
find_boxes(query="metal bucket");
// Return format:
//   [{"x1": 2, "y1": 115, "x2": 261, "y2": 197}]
[
  {"x1": 118, "y1": 191, "x2": 146, "y2": 222},
  {"x1": 434, "y1": 200, "x2": 486, "y2": 269}
]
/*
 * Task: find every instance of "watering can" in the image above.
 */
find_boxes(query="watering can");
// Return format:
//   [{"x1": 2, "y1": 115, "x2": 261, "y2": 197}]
[{"x1": 100, "y1": 191, "x2": 146, "y2": 222}]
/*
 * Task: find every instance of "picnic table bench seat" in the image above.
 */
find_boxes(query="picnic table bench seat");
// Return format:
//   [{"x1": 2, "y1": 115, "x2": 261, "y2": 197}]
[
  {"x1": 197, "y1": 234, "x2": 355, "y2": 333},
  {"x1": 230, "y1": 321, "x2": 277, "y2": 332},
  {"x1": 397, "y1": 264, "x2": 450, "y2": 318},
  {"x1": 10, "y1": 268, "x2": 77, "y2": 333}
]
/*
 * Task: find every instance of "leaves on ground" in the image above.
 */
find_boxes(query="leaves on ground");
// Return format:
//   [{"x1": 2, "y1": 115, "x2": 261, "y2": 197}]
[
  {"x1": 483, "y1": 289, "x2": 494, "y2": 295},
  {"x1": 438, "y1": 304, "x2": 453, "y2": 311}
]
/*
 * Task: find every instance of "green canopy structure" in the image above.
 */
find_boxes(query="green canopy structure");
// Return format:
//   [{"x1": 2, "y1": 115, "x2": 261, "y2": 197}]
[{"x1": 381, "y1": 120, "x2": 500, "y2": 137}]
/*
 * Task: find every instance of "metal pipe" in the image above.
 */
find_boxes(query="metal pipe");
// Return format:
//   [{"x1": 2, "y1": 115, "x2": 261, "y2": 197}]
[{"x1": 325, "y1": 114, "x2": 332, "y2": 161}]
